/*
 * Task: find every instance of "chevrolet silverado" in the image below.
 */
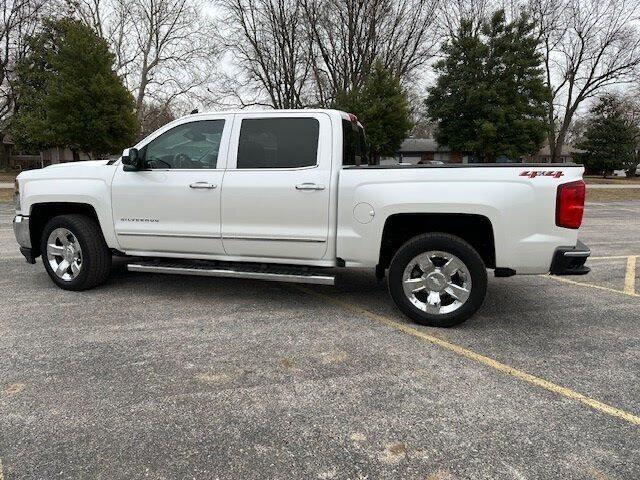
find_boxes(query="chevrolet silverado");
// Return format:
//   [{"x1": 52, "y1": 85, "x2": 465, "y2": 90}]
[{"x1": 13, "y1": 109, "x2": 590, "y2": 326}]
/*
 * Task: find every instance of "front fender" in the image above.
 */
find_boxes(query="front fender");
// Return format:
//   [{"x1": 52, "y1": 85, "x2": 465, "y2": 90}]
[{"x1": 23, "y1": 177, "x2": 119, "y2": 249}]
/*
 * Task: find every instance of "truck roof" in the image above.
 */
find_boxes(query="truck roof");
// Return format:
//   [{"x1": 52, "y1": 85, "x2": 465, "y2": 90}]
[{"x1": 182, "y1": 108, "x2": 350, "y2": 119}]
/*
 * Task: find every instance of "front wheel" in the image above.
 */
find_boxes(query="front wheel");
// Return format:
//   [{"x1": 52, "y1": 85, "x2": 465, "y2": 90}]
[
  {"x1": 388, "y1": 233, "x2": 487, "y2": 327},
  {"x1": 40, "y1": 214, "x2": 112, "y2": 291}
]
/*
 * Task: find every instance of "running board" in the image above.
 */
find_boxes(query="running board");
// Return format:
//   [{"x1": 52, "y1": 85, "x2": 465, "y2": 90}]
[{"x1": 127, "y1": 260, "x2": 335, "y2": 285}]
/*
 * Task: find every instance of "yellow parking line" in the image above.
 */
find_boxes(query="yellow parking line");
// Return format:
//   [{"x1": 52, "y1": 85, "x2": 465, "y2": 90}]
[
  {"x1": 292, "y1": 286, "x2": 640, "y2": 426},
  {"x1": 545, "y1": 274, "x2": 640, "y2": 298},
  {"x1": 624, "y1": 256, "x2": 637, "y2": 295},
  {"x1": 589, "y1": 255, "x2": 638, "y2": 261}
]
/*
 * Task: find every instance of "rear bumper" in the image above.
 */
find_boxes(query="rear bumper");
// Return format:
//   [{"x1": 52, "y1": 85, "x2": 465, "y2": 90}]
[
  {"x1": 549, "y1": 240, "x2": 590, "y2": 275},
  {"x1": 13, "y1": 215, "x2": 36, "y2": 264}
]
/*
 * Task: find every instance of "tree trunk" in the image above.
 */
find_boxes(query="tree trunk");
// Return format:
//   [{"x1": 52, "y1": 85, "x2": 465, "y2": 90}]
[
  {"x1": 547, "y1": 109, "x2": 558, "y2": 163},
  {"x1": 72, "y1": 149, "x2": 80, "y2": 162},
  {"x1": 0, "y1": 140, "x2": 8, "y2": 171},
  {"x1": 549, "y1": 142, "x2": 558, "y2": 163},
  {"x1": 550, "y1": 129, "x2": 568, "y2": 163}
]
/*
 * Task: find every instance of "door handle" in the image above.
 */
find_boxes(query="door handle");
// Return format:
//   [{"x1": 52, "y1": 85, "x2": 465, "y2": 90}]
[
  {"x1": 189, "y1": 182, "x2": 217, "y2": 189},
  {"x1": 295, "y1": 183, "x2": 325, "y2": 191}
]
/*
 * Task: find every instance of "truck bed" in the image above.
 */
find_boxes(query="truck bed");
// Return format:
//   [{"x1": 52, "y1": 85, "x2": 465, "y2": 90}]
[
  {"x1": 336, "y1": 163, "x2": 585, "y2": 274},
  {"x1": 343, "y1": 163, "x2": 582, "y2": 169}
]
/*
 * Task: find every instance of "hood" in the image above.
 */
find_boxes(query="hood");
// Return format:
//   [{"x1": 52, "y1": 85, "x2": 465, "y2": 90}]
[
  {"x1": 44, "y1": 159, "x2": 113, "y2": 169},
  {"x1": 17, "y1": 159, "x2": 116, "y2": 181}
]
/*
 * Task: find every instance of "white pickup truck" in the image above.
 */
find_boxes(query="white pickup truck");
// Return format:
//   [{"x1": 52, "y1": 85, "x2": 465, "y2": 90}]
[{"x1": 13, "y1": 109, "x2": 590, "y2": 327}]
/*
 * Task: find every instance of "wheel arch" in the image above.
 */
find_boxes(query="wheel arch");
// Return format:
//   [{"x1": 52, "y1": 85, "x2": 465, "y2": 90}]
[
  {"x1": 29, "y1": 202, "x2": 101, "y2": 258},
  {"x1": 378, "y1": 213, "x2": 496, "y2": 274}
]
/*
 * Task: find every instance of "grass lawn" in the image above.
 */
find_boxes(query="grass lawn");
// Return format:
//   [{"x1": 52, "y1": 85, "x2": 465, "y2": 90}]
[
  {"x1": 587, "y1": 188, "x2": 640, "y2": 202},
  {"x1": 584, "y1": 175, "x2": 640, "y2": 184},
  {"x1": 0, "y1": 171, "x2": 18, "y2": 182},
  {"x1": 0, "y1": 189, "x2": 13, "y2": 203}
]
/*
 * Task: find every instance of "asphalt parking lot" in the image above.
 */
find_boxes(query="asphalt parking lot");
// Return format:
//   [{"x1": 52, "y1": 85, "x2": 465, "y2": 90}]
[{"x1": 1, "y1": 201, "x2": 639, "y2": 479}]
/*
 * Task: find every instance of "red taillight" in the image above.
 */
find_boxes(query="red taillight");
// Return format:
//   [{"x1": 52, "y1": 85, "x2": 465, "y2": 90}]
[{"x1": 556, "y1": 180, "x2": 585, "y2": 229}]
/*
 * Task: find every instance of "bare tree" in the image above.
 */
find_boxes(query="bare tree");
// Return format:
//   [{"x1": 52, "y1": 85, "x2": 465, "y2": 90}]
[
  {"x1": 302, "y1": 0, "x2": 440, "y2": 105},
  {"x1": 71, "y1": 0, "x2": 219, "y2": 123},
  {"x1": 0, "y1": 0, "x2": 47, "y2": 167},
  {"x1": 69, "y1": 0, "x2": 105, "y2": 36},
  {"x1": 138, "y1": 99, "x2": 176, "y2": 137},
  {"x1": 219, "y1": 0, "x2": 312, "y2": 108},
  {"x1": 529, "y1": 0, "x2": 640, "y2": 161},
  {"x1": 439, "y1": 0, "x2": 491, "y2": 39},
  {"x1": 129, "y1": 0, "x2": 217, "y2": 119},
  {"x1": 218, "y1": 0, "x2": 440, "y2": 108},
  {"x1": 69, "y1": 0, "x2": 138, "y2": 88}
]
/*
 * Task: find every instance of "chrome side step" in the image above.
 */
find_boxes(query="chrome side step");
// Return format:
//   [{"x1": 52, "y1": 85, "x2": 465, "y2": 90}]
[{"x1": 127, "y1": 260, "x2": 335, "y2": 285}]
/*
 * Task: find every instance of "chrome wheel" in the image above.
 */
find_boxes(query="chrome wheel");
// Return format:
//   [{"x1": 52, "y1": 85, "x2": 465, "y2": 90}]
[
  {"x1": 46, "y1": 228, "x2": 83, "y2": 281},
  {"x1": 402, "y1": 250, "x2": 472, "y2": 315}
]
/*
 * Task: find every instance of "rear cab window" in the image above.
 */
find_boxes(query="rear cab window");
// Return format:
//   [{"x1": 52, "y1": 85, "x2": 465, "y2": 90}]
[
  {"x1": 237, "y1": 118, "x2": 320, "y2": 169},
  {"x1": 342, "y1": 118, "x2": 370, "y2": 166}
]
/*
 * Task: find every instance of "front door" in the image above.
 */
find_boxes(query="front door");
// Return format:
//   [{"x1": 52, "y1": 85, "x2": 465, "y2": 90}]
[
  {"x1": 111, "y1": 115, "x2": 232, "y2": 255},
  {"x1": 221, "y1": 113, "x2": 332, "y2": 260}
]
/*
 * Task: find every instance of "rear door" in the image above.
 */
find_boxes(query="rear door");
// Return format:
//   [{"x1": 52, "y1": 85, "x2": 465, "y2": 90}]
[
  {"x1": 111, "y1": 114, "x2": 232, "y2": 255},
  {"x1": 221, "y1": 112, "x2": 332, "y2": 260}
]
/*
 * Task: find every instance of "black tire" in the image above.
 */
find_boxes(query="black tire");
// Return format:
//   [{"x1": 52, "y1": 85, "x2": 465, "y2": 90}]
[
  {"x1": 388, "y1": 233, "x2": 487, "y2": 327},
  {"x1": 40, "y1": 214, "x2": 112, "y2": 291}
]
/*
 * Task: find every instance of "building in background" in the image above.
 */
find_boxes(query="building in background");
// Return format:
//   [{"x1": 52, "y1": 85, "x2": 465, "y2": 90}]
[
  {"x1": 2, "y1": 134, "x2": 40, "y2": 170},
  {"x1": 386, "y1": 138, "x2": 470, "y2": 165},
  {"x1": 525, "y1": 144, "x2": 583, "y2": 163},
  {"x1": 389, "y1": 138, "x2": 581, "y2": 164},
  {"x1": 2, "y1": 133, "x2": 93, "y2": 170},
  {"x1": 40, "y1": 147, "x2": 91, "y2": 166}
]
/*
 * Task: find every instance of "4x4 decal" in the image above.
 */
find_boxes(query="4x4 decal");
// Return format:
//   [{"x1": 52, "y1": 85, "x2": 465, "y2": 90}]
[{"x1": 520, "y1": 170, "x2": 564, "y2": 179}]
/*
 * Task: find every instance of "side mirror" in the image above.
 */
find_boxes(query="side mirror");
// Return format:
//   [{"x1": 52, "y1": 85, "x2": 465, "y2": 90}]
[{"x1": 122, "y1": 147, "x2": 141, "y2": 171}]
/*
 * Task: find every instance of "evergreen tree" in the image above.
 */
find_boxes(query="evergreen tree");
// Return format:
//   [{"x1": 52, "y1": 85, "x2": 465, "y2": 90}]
[
  {"x1": 11, "y1": 18, "x2": 138, "y2": 159},
  {"x1": 333, "y1": 62, "x2": 412, "y2": 160},
  {"x1": 425, "y1": 10, "x2": 549, "y2": 162},
  {"x1": 576, "y1": 95, "x2": 639, "y2": 177}
]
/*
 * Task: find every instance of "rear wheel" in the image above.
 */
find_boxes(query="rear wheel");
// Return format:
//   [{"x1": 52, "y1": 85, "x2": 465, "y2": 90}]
[
  {"x1": 388, "y1": 233, "x2": 487, "y2": 327},
  {"x1": 40, "y1": 214, "x2": 112, "y2": 291}
]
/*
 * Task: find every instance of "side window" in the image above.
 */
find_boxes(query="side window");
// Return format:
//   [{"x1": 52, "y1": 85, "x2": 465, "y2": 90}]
[
  {"x1": 342, "y1": 119, "x2": 370, "y2": 166},
  {"x1": 141, "y1": 120, "x2": 225, "y2": 169},
  {"x1": 237, "y1": 118, "x2": 319, "y2": 169}
]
